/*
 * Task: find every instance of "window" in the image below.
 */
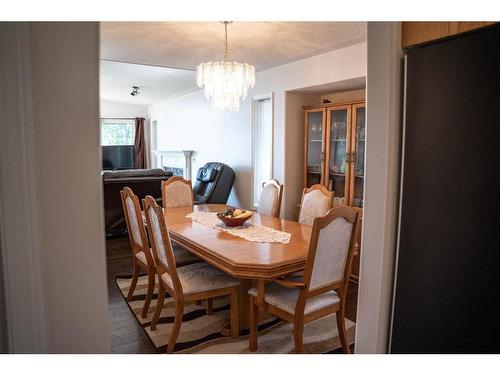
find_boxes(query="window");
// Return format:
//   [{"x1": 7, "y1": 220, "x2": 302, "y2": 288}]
[
  {"x1": 100, "y1": 119, "x2": 135, "y2": 146},
  {"x1": 252, "y1": 94, "x2": 273, "y2": 208}
]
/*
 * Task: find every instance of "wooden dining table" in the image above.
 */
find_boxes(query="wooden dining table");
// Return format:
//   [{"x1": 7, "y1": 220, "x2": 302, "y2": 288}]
[{"x1": 162, "y1": 204, "x2": 313, "y2": 329}]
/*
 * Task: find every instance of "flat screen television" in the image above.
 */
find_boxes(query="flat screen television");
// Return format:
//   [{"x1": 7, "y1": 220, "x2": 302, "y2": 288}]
[{"x1": 102, "y1": 145, "x2": 135, "y2": 170}]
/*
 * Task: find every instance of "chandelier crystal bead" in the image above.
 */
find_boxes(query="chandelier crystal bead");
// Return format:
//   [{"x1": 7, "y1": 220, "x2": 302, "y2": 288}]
[{"x1": 196, "y1": 22, "x2": 256, "y2": 112}]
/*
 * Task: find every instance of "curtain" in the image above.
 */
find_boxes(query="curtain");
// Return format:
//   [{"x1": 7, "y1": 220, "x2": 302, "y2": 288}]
[{"x1": 134, "y1": 117, "x2": 146, "y2": 169}]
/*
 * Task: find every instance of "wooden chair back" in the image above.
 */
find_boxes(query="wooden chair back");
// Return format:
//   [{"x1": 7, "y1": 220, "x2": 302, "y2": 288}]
[
  {"x1": 120, "y1": 187, "x2": 150, "y2": 260},
  {"x1": 298, "y1": 184, "x2": 333, "y2": 225},
  {"x1": 257, "y1": 179, "x2": 283, "y2": 218},
  {"x1": 302, "y1": 206, "x2": 359, "y2": 299},
  {"x1": 142, "y1": 195, "x2": 183, "y2": 298},
  {"x1": 161, "y1": 176, "x2": 194, "y2": 209}
]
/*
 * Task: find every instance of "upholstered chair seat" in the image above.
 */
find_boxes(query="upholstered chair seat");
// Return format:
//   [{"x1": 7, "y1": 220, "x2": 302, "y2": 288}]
[
  {"x1": 249, "y1": 283, "x2": 340, "y2": 315},
  {"x1": 161, "y1": 262, "x2": 239, "y2": 295}
]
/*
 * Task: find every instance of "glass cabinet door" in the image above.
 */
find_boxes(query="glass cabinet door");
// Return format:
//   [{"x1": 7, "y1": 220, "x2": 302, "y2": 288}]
[
  {"x1": 305, "y1": 109, "x2": 325, "y2": 187},
  {"x1": 351, "y1": 105, "x2": 366, "y2": 208},
  {"x1": 326, "y1": 106, "x2": 351, "y2": 204}
]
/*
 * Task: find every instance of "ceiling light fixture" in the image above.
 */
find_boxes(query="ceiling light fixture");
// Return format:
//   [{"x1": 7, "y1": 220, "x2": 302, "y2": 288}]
[
  {"x1": 130, "y1": 86, "x2": 140, "y2": 96},
  {"x1": 196, "y1": 21, "x2": 256, "y2": 112}
]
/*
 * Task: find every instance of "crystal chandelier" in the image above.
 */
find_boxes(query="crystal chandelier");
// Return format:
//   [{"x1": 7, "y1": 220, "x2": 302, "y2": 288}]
[{"x1": 197, "y1": 22, "x2": 256, "y2": 112}]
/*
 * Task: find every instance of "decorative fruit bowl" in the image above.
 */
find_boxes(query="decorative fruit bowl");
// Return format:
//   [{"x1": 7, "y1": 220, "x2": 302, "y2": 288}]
[{"x1": 216, "y1": 207, "x2": 253, "y2": 227}]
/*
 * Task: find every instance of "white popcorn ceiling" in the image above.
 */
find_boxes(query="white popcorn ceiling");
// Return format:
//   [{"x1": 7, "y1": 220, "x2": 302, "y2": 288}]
[
  {"x1": 100, "y1": 22, "x2": 367, "y2": 72},
  {"x1": 100, "y1": 60, "x2": 197, "y2": 105},
  {"x1": 292, "y1": 77, "x2": 366, "y2": 94}
]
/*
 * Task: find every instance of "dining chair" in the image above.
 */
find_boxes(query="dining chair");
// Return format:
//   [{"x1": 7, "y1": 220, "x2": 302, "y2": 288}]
[
  {"x1": 297, "y1": 184, "x2": 333, "y2": 225},
  {"x1": 248, "y1": 206, "x2": 359, "y2": 353},
  {"x1": 257, "y1": 179, "x2": 283, "y2": 218},
  {"x1": 121, "y1": 187, "x2": 200, "y2": 317},
  {"x1": 120, "y1": 187, "x2": 156, "y2": 318},
  {"x1": 161, "y1": 176, "x2": 194, "y2": 209},
  {"x1": 161, "y1": 175, "x2": 214, "y2": 309},
  {"x1": 142, "y1": 195, "x2": 240, "y2": 353}
]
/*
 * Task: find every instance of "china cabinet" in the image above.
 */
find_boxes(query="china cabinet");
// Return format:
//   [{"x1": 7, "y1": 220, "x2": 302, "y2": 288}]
[
  {"x1": 303, "y1": 100, "x2": 366, "y2": 208},
  {"x1": 304, "y1": 100, "x2": 365, "y2": 282}
]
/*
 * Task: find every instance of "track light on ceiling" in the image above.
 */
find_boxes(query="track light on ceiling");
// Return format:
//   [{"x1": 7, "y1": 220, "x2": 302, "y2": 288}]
[{"x1": 130, "y1": 86, "x2": 140, "y2": 96}]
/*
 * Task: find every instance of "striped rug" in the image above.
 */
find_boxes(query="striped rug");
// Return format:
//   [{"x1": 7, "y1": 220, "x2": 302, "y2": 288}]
[{"x1": 116, "y1": 274, "x2": 356, "y2": 353}]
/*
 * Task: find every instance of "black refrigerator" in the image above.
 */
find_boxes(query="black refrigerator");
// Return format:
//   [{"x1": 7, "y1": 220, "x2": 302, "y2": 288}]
[{"x1": 390, "y1": 24, "x2": 500, "y2": 353}]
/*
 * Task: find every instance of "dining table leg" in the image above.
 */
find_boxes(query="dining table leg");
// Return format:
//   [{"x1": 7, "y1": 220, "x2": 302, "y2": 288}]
[
  {"x1": 237, "y1": 279, "x2": 253, "y2": 331},
  {"x1": 235, "y1": 279, "x2": 274, "y2": 333}
]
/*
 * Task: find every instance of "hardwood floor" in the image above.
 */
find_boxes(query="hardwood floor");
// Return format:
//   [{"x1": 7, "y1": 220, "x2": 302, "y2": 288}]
[
  {"x1": 106, "y1": 235, "x2": 359, "y2": 354},
  {"x1": 107, "y1": 236, "x2": 157, "y2": 353}
]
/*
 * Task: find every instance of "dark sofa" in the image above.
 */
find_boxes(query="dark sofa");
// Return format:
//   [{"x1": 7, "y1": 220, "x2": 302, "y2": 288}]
[{"x1": 102, "y1": 168, "x2": 172, "y2": 236}]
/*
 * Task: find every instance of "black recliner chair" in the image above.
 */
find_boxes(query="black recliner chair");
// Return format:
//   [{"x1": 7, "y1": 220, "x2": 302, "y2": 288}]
[{"x1": 193, "y1": 162, "x2": 235, "y2": 204}]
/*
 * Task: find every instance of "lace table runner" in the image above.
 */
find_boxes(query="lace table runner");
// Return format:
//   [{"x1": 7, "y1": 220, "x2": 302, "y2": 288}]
[{"x1": 186, "y1": 212, "x2": 291, "y2": 244}]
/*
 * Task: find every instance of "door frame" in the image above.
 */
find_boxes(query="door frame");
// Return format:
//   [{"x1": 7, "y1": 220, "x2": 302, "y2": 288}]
[
  {"x1": 355, "y1": 22, "x2": 403, "y2": 353},
  {"x1": 350, "y1": 102, "x2": 367, "y2": 206}
]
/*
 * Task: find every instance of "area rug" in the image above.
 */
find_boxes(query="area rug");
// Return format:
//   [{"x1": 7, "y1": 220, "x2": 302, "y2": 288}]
[{"x1": 116, "y1": 274, "x2": 356, "y2": 354}]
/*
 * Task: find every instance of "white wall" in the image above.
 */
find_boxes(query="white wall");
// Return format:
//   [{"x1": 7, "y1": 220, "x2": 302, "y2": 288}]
[
  {"x1": 0, "y1": 23, "x2": 49, "y2": 353},
  {"x1": 149, "y1": 93, "x2": 252, "y2": 207},
  {"x1": 1, "y1": 21, "x2": 110, "y2": 354},
  {"x1": 100, "y1": 99, "x2": 148, "y2": 118},
  {"x1": 355, "y1": 22, "x2": 403, "y2": 354},
  {"x1": 149, "y1": 42, "x2": 367, "y2": 213},
  {"x1": 30, "y1": 22, "x2": 110, "y2": 353},
  {"x1": 321, "y1": 88, "x2": 365, "y2": 103}
]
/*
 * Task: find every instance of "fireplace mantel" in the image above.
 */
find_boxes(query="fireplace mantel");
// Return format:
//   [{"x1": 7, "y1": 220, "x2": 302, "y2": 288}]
[{"x1": 153, "y1": 150, "x2": 194, "y2": 181}]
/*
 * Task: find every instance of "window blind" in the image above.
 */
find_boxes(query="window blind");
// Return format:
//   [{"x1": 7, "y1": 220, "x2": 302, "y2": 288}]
[{"x1": 253, "y1": 97, "x2": 273, "y2": 208}]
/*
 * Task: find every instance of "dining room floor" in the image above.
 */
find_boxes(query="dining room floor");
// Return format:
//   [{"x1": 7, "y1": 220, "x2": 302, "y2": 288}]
[{"x1": 106, "y1": 235, "x2": 359, "y2": 354}]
